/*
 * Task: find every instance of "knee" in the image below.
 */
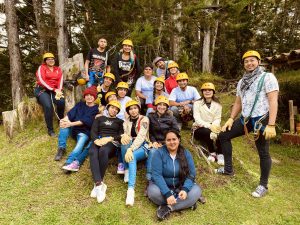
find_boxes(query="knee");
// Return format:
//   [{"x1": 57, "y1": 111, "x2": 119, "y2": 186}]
[
  {"x1": 191, "y1": 184, "x2": 202, "y2": 198},
  {"x1": 147, "y1": 183, "x2": 161, "y2": 200}
]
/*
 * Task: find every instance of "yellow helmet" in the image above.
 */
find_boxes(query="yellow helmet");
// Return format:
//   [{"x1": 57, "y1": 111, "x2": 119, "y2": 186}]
[
  {"x1": 125, "y1": 100, "x2": 140, "y2": 113},
  {"x1": 201, "y1": 82, "x2": 215, "y2": 92},
  {"x1": 106, "y1": 100, "x2": 121, "y2": 111},
  {"x1": 242, "y1": 50, "x2": 261, "y2": 61},
  {"x1": 176, "y1": 72, "x2": 189, "y2": 81},
  {"x1": 77, "y1": 77, "x2": 87, "y2": 85},
  {"x1": 43, "y1": 52, "x2": 55, "y2": 60},
  {"x1": 116, "y1": 82, "x2": 129, "y2": 90},
  {"x1": 103, "y1": 72, "x2": 115, "y2": 82},
  {"x1": 154, "y1": 95, "x2": 169, "y2": 106},
  {"x1": 105, "y1": 91, "x2": 116, "y2": 102},
  {"x1": 154, "y1": 76, "x2": 165, "y2": 85},
  {"x1": 122, "y1": 39, "x2": 133, "y2": 47},
  {"x1": 168, "y1": 62, "x2": 179, "y2": 69}
]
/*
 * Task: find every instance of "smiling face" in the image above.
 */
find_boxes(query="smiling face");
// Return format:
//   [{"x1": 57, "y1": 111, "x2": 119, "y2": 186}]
[
  {"x1": 156, "y1": 102, "x2": 168, "y2": 115},
  {"x1": 117, "y1": 88, "x2": 127, "y2": 98},
  {"x1": 202, "y1": 89, "x2": 214, "y2": 100},
  {"x1": 169, "y1": 67, "x2": 178, "y2": 75},
  {"x1": 122, "y1": 44, "x2": 132, "y2": 53},
  {"x1": 156, "y1": 60, "x2": 165, "y2": 69},
  {"x1": 165, "y1": 132, "x2": 180, "y2": 153},
  {"x1": 177, "y1": 79, "x2": 188, "y2": 89},
  {"x1": 144, "y1": 67, "x2": 153, "y2": 78},
  {"x1": 45, "y1": 58, "x2": 55, "y2": 67},
  {"x1": 128, "y1": 105, "x2": 140, "y2": 118},
  {"x1": 243, "y1": 56, "x2": 260, "y2": 72},
  {"x1": 108, "y1": 105, "x2": 119, "y2": 117},
  {"x1": 103, "y1": 77, "x2": 113, "y2": 87},
  {"x1": 84, "y1": 94, "x2": 95, "y2": 103},
  {"x1": 155, "y1": 81, "x2": 164, "y2": 91},
  {"x1": 107, "y1": 94, "x2": 117, "y2": 102}
]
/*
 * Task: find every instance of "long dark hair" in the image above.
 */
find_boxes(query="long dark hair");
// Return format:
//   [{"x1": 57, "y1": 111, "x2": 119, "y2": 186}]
[{"x1": 164, "y1": 130, "x2": 189, "y2": 186}]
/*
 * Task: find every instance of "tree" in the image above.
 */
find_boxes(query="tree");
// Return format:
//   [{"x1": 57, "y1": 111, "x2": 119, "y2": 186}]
[
  {"x1": 32, "y1": 0, "x2": 46, "y2": 54},
  {"x1": 5, "y1": 0, "x2": 25, "y2": 109}
]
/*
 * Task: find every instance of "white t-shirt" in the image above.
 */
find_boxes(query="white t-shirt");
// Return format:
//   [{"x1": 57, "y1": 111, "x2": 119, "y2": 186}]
[
  {"x1": 117, "y1": 96, "x2": 132, "y2": 120},
  {"x1": 237, "y1": 72, "x2": 279, "y2": 117},
  {"x1": 169, "y1": 86, "x2": 201, "y2": 103},
  {"x1": 135, "y1": 76, "x2": 156, "y2": 99}
]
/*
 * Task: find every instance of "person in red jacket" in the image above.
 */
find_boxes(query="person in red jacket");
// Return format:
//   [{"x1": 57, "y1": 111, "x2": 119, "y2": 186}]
[
  {"x1": 165, "y1": 62, "x2": 180, "y2": 94},
  {"x1": 34, "y1": 52, "x2": 65, "y2": 136}
]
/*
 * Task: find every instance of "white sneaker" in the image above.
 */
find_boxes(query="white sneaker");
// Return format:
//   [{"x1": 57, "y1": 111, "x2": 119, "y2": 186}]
[
  {"x1": 207, "y1": 153, "x2": 216, "y2": 162},
  {"x1": 90, "y1": 185, "x2": 97, "y2": 198},
  {"x1": 96, "y1": 183, "x2": 107, "y2": 203},
  {"x1": 252, "y1": 185, "x2": 268, "y2": 198},
  {"x1": 124, "y1": 170, "x2": 129, "y2": 183},
  {"x1": 217, "y1": 154, "x2": 224, "y2": 166},
  {"x1": 125, "y1": 188, "x2": 135, "y2": 206}
]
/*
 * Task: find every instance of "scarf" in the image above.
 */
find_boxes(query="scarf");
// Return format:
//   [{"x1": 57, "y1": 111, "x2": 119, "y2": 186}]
[{"x1": 240, "y1": 66, "x2": 264, "y2": 96}]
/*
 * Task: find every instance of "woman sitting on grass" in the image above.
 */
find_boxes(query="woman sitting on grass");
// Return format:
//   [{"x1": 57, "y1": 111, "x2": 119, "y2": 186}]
[
  {"x1": 54, "y1": 86, "x2": 99, "y2": 173},
  {"x1": 89, "y1": 100, "x2": 124, "y2": 203},
  {"x1": 147, "y1": 130, "x2": 202, "y2": 220},
  {"x1": 120, "y1": 100, "x2": 150, "y2": 206},
  {"x1": 192, "y1": 82, "x2": 223, "y2": 165}
]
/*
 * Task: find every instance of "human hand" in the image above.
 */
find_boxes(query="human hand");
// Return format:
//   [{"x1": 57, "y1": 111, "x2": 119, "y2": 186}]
[
  {"x1": 125, "y1": 148, "x2": 133, "y2": 162},
  {"x1": 221, "y1": 118, "x2": 234, "y2": 132},
  {"x1": 94, "y1": 137, "x2": 113, "y2": 146},
  {"x1": 121, "y1": 134, "x2": 131, "y2": 145},
  {"x1": 210, "y1": 132, "x2": 218, "y2": 141},
  {"x1": 167, "y1": 195, "x2": 177, "y2": 205},
  {"x1": 210, "y1": 124, "x2": 221, "y2": 134},
  {"x1": 152, "y1": 142, "x2": 162, "y2": 149},
  {"x1": 55, "y1": 90, "x2": 64, "y2": 100},
  {"x1": 263, "y1": 125, "x2": 276, "y2": 140},
  {"x1": 178, "y1": 190, "x2": 187, "y2": 200}
]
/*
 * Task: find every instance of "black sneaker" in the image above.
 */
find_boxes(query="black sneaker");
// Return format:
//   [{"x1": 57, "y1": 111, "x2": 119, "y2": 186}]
[
  {"x1": 198, "y1": 196, "x2": 206, "y2": 204},
  {"x1": 54, "y1": 147, "x2": 66, "y2": 161},
  {"x1": 48, "y1": 130, "x2": 56, "y2": 137},
  {"x1": 156, "y1": 205, "x2": 171, "y2": 220},
  {"x1": 215, "y1": 167, "x2": 235, "y2": 176},
  {"x1": 191, "y1": 202, "x2": 197, "y2": 210}
]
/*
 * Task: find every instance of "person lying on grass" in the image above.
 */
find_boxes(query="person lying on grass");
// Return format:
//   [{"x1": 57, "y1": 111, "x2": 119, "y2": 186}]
[{"x1": 147, "y1": 130, "x2": 202, "y2": 221}]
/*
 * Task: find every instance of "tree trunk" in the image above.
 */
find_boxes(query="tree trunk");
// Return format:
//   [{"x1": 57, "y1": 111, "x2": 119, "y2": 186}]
[
  {"x1": 209, "y1": 0, "x2": 219, "y2": 70},
  {"x1": 5, "y1": 0, "x2": 25, "y2": 109},
  {"x1": 156, "y1": 9, "x2": 164, "y2": 55},
  {"x1": 172, "y1": 3, "x2": 182, "y2": 61},
  {"x1": 32, "y1": 0, "x2": 46, "y2": 54},
  {"x1": 55, "y1": 0, "x2": 69, "y2": 65},
  {"x1": 202, "y1": 28, "x2": 211, "y2": 73}
]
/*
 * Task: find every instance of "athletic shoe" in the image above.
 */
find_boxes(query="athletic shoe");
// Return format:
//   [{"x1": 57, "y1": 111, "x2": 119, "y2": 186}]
[
  {"x1": 54, "y1": 147, "x2": 65, "y2": 161},
  {"x1": 191, "y1": 202, "x2": 197, "y2": 210},
  {"x1": 217, "y1": 154, "x2": 224, "y2": 166},
  {"x1": 125, "y1": 188, "x2": 135, "y2": 206},
  {"x1": 124, "y1": 170, "x2": 129, "y2": 183},
  {"x1": 96, "y1": 183, "x2": 107, "y2": 203},
  {"x1": 48, "y1": 130, "x2": 56, "y2": 137},
  {"x1": 90, "y1": 185, "x2": 97, "y2": 198},
  {"x1": 207, "y1": 153, "x2": 217, "y2": 162},
  {"x1": 117, "y1": 163, "x2": 125, "y2": 174},
  {"x1": 252, "y1": 185, "x2": 268, "y2": 198},
  {"x1": 62, "y1": 160, "x2": 79, "y2": 172},
  {"x1": 156, "y1": 205, "x2": 171, "y2": 220},
  {"x1": 215, "y1": 167, "x2": 234, "y2": 176}
]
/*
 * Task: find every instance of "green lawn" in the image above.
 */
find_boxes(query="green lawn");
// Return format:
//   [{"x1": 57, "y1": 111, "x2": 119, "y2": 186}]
[{"x1": 0, "y1": 118, "x2": 299, "y2": 225}]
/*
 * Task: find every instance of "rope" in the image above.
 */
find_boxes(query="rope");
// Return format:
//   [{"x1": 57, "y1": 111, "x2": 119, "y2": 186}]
[{"x1": 50, "y1": 93, "x2": 61, "y2": 121}]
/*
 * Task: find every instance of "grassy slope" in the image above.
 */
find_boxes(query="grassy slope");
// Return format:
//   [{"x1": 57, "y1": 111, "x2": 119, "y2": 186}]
[{"x1": 0, "y1": 94, "x2": 300, "y2": 225}]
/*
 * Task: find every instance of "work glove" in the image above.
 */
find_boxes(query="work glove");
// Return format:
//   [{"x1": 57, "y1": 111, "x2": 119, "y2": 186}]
[
  {"x1": 121, "y1": 134, "x2": 131, "y2": 145},
  {"x1": 210, "y1": 132, "x2": 218, "y2": 141},
  {"x1": 125, "y1": 148, "x2": 134, "y2": 163},
  {"x1": 55, "y1": 90, "x2": 64, "y2": 100},
  {"x1": 221, "y1": 118, "x2": 234, "y2": 132},
  {"x1": 263, "y1": 125, "x2": 276, "y2": 140},
  {"x1": 94, "y1": 137, "x2": 113, "y2": 146},
  {"x1": 210, "y1": 124, "x2": 221, "y2": 134}
]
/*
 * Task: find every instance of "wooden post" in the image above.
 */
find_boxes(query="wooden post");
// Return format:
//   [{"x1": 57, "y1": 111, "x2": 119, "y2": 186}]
[
  {"x1": 272, "y1": 65, "x2": 275, "y2": 74},
  {"x1": 289, "y1": 100, "x2": 295, "y2": 133}
]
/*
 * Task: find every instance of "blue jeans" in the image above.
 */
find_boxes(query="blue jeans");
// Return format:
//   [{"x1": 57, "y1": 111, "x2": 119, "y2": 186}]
[
  {"x1": 87, "y1": 71, "x2": 103, "y2": 87},
  {"x1": 34, "y1": 87, "x2": 65, "y2": 132},
  {"x1": 58, "y1": 127, "x2": 89, "y2": 165},
  {"x1": 121, "y1": 141, "x2": 149, "y2": 188}
]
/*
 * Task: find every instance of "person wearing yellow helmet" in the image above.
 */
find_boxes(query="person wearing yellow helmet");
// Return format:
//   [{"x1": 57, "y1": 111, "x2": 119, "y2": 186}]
[
  {"x1": 84, "y1": 37, "x2": 112, "y2": 87},
  {"x1": 192, "y1": 82, "x2": 223, "y2": 165},
  {"x1": 55, "y1": 86, "x2": 99, "y2": 172},
  {"x1": 120, "y1": 100, "x2": 151, "y2": 206},
  {"x1": 95, "y1": 72, "x2": 115, "y2": 106},
  {"x1": 169, "y1": 72, "x2": 201, "y2": 130},
  {"x1": 146, "y1": 76, "x2": 169, "y2": 115},
  {"x1": 165, "y1": 61, "x2": 180, "y2": 94},
  {"x1": 113, "y1": 39, "x2": 141, "y2": 96},
  {"x1": 115, "y1": 82, "x2": 132, "y2": 121},
  {"x1": 34, "y1": 52, "x2": 65, "y2": 136},
  {"x1": 216, "y1": 50, "x2": 279, "y2": 198},
  {"x1": 89, "y1": 99, "x2": 124, "y2": 203},
  {"x1": 135, "y1": 64, "x2": 156, "y2": 113}
]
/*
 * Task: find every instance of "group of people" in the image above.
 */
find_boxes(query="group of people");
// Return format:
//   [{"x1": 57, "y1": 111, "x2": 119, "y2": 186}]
[{"x1": 34, "y1": 37, "x2": 278, "y2": 220}]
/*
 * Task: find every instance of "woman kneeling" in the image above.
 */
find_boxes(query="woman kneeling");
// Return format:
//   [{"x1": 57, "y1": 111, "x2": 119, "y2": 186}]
[{"x1": 147, "y1": 130, "x2": 202, "y2": 220}]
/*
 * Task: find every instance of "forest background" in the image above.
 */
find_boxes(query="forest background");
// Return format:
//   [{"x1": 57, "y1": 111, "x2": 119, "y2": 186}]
[{"x1": 0, "y1": 0, "x2": 299, "y2": 121}]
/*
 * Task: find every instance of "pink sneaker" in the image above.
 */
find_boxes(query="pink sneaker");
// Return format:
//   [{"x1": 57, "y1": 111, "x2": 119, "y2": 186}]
[{"x1": 62, "y1": 160, "x2": 80, "y2": 172}]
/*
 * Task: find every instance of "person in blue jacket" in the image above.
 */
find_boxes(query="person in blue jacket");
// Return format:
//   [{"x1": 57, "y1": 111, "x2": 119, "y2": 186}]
[
  {"x1": 147, "y1": 130, "x2": 202, "y2": 220},
  {"x1": 54, "y1": 86, "x2": 99, "y2": 172}
]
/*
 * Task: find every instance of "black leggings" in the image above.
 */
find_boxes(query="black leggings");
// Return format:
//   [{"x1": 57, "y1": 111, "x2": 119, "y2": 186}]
[
  {"x1": 89, "y1": 142, "x2": 117, "y2": 183},
  {"x1": 194, "y1": 127, "x2": 222, "y2": 154},
  {"x1": 218, "y1": 118, "x2": 271, "y2": 187}
]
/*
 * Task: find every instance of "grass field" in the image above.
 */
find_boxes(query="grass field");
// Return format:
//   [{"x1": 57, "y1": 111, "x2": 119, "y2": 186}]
[{"x1": 0, "y1": 93, "x2": 300, "y2": 225}]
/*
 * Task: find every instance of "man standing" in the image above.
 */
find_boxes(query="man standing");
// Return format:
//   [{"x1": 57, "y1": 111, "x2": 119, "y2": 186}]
[
  {"x1": 84, "y1": 37, "x2": 111, "y2": 87},
  {"x1": 169, "y1": 72, "x2": 201, "y2": 129}
]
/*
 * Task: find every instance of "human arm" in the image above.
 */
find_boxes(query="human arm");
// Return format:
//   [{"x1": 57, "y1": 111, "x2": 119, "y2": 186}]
[
  {"x1": 181, "y1": 150, "x2": 196, "y2": 193},
  {"x1": 84, "y1": 60, "x2": 90, "y2": 80},
  {"x1": 263, "y1": 90, "x2": 278, "y2": 139}
]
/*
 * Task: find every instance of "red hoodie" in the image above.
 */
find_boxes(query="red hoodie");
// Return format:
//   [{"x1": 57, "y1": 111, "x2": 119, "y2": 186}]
[{"x1": 36, "y1": 64, "x2": 63, "y2": 91}]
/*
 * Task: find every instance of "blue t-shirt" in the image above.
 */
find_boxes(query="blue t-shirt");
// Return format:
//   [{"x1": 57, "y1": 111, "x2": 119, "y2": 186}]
[{"x1": 169, "y1": 86, "x2": 201, "y2": 103}]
